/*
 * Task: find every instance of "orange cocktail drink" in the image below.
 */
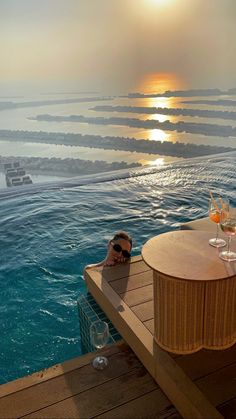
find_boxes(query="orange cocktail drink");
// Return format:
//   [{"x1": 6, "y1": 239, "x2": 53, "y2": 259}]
[
  {"x1": 209, "y1": 211, "x2": 220, "y2": 224},
  {"x1": 208, "y1": 192, "x2": 228, "y2": 248}
]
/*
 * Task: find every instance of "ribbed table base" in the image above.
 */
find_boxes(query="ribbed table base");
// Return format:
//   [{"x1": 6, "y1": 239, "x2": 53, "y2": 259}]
[{"x1": 154, "y1": 271, "x2": 236, "y2": 354}]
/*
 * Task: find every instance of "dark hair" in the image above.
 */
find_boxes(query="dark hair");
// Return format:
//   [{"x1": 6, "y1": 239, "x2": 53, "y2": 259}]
[{"x1": 112, "y1": 231, "x2": 132, "y2": 248}]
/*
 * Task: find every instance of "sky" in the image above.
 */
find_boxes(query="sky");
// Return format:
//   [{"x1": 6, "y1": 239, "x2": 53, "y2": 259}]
[{"x1": 1, "y1": 0, "x2": 236, "y2": 94}]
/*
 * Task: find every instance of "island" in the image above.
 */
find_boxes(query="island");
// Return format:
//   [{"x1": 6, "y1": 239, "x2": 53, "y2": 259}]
[
  {"x1": 29, "y1": 113, "x2": 236, "y2": 138},
  {"x1": 0, "y1": 129, "x2": 234, "y2": 159},
  {"x1": 91, "y1": 105, "x2": 236, "y2": 121},
  {"x1": 0, "y1": 96, "x2": 113, "y2": 111},
  {"x1": 0, "y1": 155, "x2": 141, "y2": 177},
  {"x1": 127, "y1": 88, "x2": 236, "y2": 98}
]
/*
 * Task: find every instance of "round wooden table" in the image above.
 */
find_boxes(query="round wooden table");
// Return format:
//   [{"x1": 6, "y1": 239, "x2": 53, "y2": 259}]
[{"x1": 141, "y1": 230, "x2": 236, "y2": 354}]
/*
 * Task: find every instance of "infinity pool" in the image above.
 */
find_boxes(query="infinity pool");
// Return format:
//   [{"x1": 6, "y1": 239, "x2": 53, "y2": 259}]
[{"x1": 0, "y1": 153, "x2": 235, "y2": 384}]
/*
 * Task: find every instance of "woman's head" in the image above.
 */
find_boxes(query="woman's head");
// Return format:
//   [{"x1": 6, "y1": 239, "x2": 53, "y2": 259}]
[
  {"x1": 112, "y1": 231, "x2": 132, "y2": 248},
  {"x1": 108, "y1": 231, "x2": 132, "y2": 261}
]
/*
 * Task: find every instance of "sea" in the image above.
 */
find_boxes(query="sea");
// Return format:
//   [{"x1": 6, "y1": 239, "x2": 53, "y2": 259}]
[
  {"x1": 1, "y1": 91, "x2": 236, "y2": 190},
  {"x1": 0, "y1": 87, "x2": 236, "y2": 384}
]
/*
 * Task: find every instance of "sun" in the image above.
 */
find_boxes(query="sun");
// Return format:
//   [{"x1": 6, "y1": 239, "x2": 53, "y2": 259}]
[{"x1": 149, "y1": 0, "x2": 174, "y2": 6}]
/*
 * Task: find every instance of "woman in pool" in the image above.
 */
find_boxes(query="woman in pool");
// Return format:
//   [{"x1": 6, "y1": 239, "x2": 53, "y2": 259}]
[{"x1": 85, "y1": 231, "x2": 132, "y2": 269}]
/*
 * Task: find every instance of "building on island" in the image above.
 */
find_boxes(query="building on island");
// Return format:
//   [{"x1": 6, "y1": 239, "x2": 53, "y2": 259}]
[{"x1": 3, "y1": 162, "x2": 33, "y2": 187}]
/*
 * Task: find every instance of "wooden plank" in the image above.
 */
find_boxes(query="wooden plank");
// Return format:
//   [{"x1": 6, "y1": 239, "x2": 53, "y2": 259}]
[
  {"x1": 85, "y1": 267, "x2": 223, "y2": 419},
  {"x1": 0, "y1": 344, "x2": 121, "y2": 398},
  {"x1": 154, "y1": 360, "x2": 236, "y2": 418},
  {"x1": 144, "y1": 318, "x2": 154, "y2": 334},
  {"x1": 0, "y1": 344, "x2": 142, "y2": 418},
  {"x1": 110, "y1": 270, "x2": 153, "y2": 294},
  {"x1": 218, "y1": 396, "x2": 236, "y2": 419},
  {"x1": 152, "y1": 359, "x2": 236, "y2": 418},
  {"x1": 95, "y1": 388, "x2": 171, "y2": 419},
  {"x1": 131, "y1": 299, "x2": 154, "y2": 322},
  {"x1": 176, "y1": 344, "x2": 236, "y2": 381},
  {"x1": 22, "y1": 369, "x2": 158, "y2": 419},
  {"x1": 120, "y1": 284, "x2": 153, "y2": 307},
  {"x1": 196, "y1": 362, "x2": 236, "y2": 407},
  {"x1": 101, "y1": 259, "x2": 151, "y2": 282},
  {"x1": 153, "y1": 406, "x2": 182, "y2": 419},
  {"x1": 127, "y1": 255, "x2": 142, "y2": 263}
]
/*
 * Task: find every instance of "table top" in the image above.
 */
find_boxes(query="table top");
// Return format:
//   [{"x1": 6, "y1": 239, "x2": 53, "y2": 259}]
[{"x1": 141, "y1": 230, "x2": 236, "y2": 282}]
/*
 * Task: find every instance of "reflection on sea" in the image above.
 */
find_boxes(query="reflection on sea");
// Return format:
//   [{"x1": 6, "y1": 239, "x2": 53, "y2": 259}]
[
  {"x1": 147, "y1": 157, "x2": 165, "y2": 166},
  {"x1": 137, "y1": 72, "x2": 184, "y2": 95},
  {"x1": 149, "y1": 113, "x2": 169, "y2": 123},
  {"x1": 146, "y1": 96, "x2": 175, "y2": 109},
  {"x1": 138, "y1": 155, "x2": 181, "y2": 166},
  {"x1": 148, "y1": 128, "x2": 171, "y2": 142}
]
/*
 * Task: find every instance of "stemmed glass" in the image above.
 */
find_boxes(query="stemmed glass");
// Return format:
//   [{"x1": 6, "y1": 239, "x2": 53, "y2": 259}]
[
  {"x1": 219, "y1": 207, "x2": 236, "y2": 262},
  {"x1": 208, "y1": 196, "x2": 228, "y2": 248},
  {"x1": 90, "y1": 320, "x2": 109, "y2": 370}
]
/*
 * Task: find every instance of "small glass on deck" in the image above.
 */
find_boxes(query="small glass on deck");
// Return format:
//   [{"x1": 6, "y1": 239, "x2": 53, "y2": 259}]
[{"x1": 90, "y1": 320, "x2": 110, "y2": 370}]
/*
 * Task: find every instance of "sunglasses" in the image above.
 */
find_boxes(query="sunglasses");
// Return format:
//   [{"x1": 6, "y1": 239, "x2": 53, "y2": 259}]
[{"x1": 112, "y1": 243, "x2": 131, "y2": 259}]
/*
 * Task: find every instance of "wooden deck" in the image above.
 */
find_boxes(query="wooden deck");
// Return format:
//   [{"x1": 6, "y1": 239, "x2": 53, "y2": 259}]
[
  {"x1": 0, "y1": 340, "x2": 186, "y2": 419},
  {"x1": 84, "y1": 252, "x2": 236, "y2": 419},
  {"x1": 2, "y1": 339, "x2": 234, "y2": 419}
]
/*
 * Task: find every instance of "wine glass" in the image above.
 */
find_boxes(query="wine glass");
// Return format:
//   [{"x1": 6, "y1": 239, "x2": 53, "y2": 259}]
[
  {"x1": 219, "y1": 207, "x2": 236, "y2": 262},
  {"x1": 208, "y1": 196, "x2": 228, "y2": 247},
  {"x1": 90, "y1": 320, "x2": 109, "y2": 370}
]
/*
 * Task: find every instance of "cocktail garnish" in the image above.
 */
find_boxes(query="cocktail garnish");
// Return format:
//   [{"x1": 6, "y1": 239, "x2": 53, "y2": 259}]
[
  {"x1": 220, "y1": 197, "x2": 228, "y2": 211},
  {"x1": 209, "y1": 190, "x2": 220, "y2": 211}
]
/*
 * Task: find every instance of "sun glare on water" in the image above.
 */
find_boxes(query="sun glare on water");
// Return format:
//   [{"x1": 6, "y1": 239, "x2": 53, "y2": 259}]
[
  {"x1": 137, "y1": 72, "x2": 183, "y2": 95},
  {"x1": 149, "y1": 128, "x2": 170, "y2": 142}
]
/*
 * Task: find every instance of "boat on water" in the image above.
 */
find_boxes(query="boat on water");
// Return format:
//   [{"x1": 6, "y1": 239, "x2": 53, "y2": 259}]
[{"x1": 4, "y1": 162, "x2": 33, "y2": 187}]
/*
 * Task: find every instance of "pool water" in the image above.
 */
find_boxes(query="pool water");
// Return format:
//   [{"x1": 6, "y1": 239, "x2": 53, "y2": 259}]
[{"x1": 0, "y1": 153, "x2": 235, "y2": 384}]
